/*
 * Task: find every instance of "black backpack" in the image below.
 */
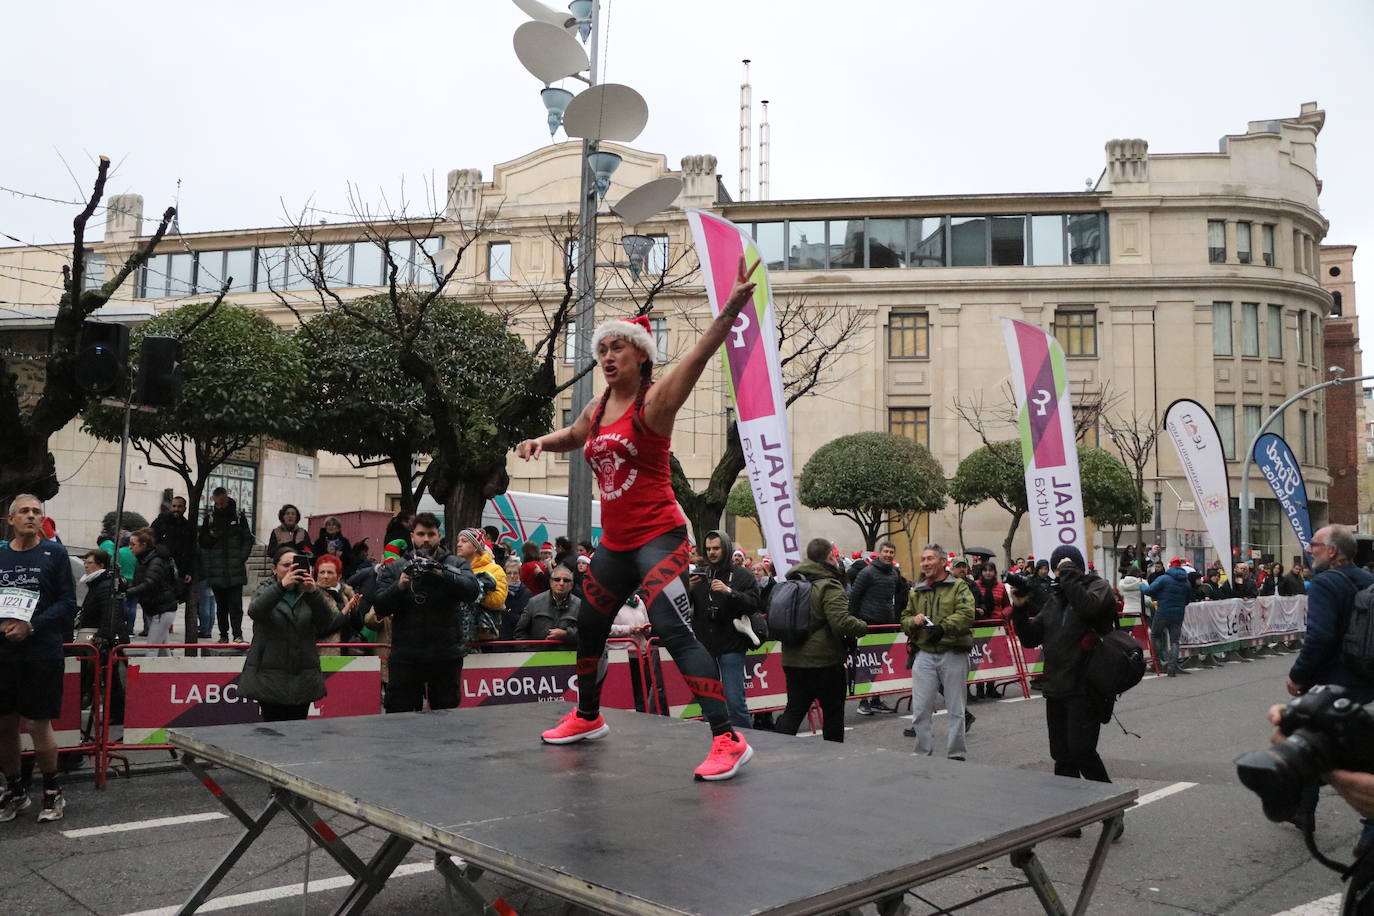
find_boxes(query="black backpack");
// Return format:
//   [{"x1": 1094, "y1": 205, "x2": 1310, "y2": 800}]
[
  {"x1": 766, "y1": 578, "x2": 816, "y2": 646},
  {"x1": 1335, "y1": 570, "x2": 1374, "y2": 680},
  {"x1": 1085, "y1": 627, "x2": 1146, "y2": 700}
]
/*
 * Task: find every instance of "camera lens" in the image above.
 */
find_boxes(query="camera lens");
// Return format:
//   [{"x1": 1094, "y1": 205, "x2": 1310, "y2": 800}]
[{"x1": 1234, "y1": 728, "x2": 1333, "y2": 823}]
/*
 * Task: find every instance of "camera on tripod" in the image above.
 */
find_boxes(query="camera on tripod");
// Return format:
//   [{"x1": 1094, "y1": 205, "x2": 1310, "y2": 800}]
[{"x1": 1235, "y1": 684, "x2": 1374, "y2": 824}]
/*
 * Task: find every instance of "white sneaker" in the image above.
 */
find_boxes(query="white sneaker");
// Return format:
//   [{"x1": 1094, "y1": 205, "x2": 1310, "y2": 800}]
[{"x1": 37, "y1": 790, "x2": 65, "y2": 823}]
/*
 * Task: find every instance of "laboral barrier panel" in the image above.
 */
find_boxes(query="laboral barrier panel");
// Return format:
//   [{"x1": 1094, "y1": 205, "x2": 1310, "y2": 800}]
[
  {"x1": 1181, "y1": 595, "x2": 1307, "y2": 651},
  {"x1": 654, "y1": 640, "x2": 788, "y2": 719},
  {"x1": 966, "y1": 623, "x2": 1022, "y2": 687},
  {"x1": 459, "y1": 646, "x2": 638, "y2": 710},
  {"x1": 117, "y1": 653, "x2": 382, "y2": 746}
]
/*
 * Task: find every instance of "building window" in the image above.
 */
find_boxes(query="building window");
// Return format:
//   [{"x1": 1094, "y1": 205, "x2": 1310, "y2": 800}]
[
  {"x1": 788, "y1": 221, "x2": 826, "y2": 269},
  {"x1": 1212, "y1": 302, "x2": 1233, "y2": 356},
  {"x1": 564, "y1": 322, "x2": 577, "y2": 363},
  {"x1": 1333, "y1": 291, "x2": 1344, "y2": 317},
  {"x1": 950, "y1": 217, "x2": 988, "y2": 267},
  {"x1": 351, "y1": 242, "x2": 383, "y2": 287},
  {"x1": 754, "y1": 222, "x2": 784, "y2": 271},
  {"x1": 1073, "y1": 405, "x2": 1100, "y2": 447},
  {"x1": 1216, "y1": 405, "x2": 1236, "y2": 460},
  {"x1": 1262, "y1": 224, "x2": 1276, "y2": 266},
  {"x1": 887, "y1": 312, "x2": 930, "y2": 359},
  {"x1": 487, "y1": 241, "x2": 511, "y2": 281},
  {"x1": 645, "y1": 234, "x2": 669, "y2": 276},
  {"x1": 1267, "y1": 305, "x2": 1283, "y2": 358},
  {"x1": 650, "y1": 316, "x2": 668, "y2": 364},
  {"x1": 888, "y1": 407, "x2": 931, "y2": 448},
  {"x1": 1315, "y1": 410, "x2": 1324, "y2": 467},
  {"x1": 1296, "y1": 312, "x2": 1309, "y2": 365},
  {"x1": 1272, "y1": 409, "x2": 1284, "y2": 439},
  {"x1": 1208, "y1": 220, "x2": 1227, "y2": 263},
  {"x1": 867, "y1": 218, "x2": 908, "y2": 269},
  {"x1": 1311, "y1": 314, "x2": 1321, "y2": 365},
  {"x1": 1031, "y1": 214, "x2": 1065, "y2": 266},
  {"x1": 828, "y1": 220, "x2": 864, "y2": 269},
  {"x1": 1066, "y1": 213, "x2": 1105, "y2": 264},
  {"x1": 1241, "y1": 303, "x2": 1260, "y2": 357},
  {"x1": 1243, "y1": 405, "x2": 1262, "y2": 452},
  {"x1": 1236, "y1": 222, "x2": 1252, "y2": 264},
  {"x1": 168, "y1": 252, "x2": 194, "y2": 296},
  {"x1": 564, "y1": 239, "x2": 579, "y2": 280},
  {"x1": 911, "y1": 218, "x2": 946, "y2": 267},
  {"x1": 1298, "y1": 408, "x2": 1309, "y2": 464},
  {"x1": 1054, "y1": 308, "x2": 1097, "y2": 357},
  {"x1": 990, "y1": 216, "x2": 1026, "y2": 266}
]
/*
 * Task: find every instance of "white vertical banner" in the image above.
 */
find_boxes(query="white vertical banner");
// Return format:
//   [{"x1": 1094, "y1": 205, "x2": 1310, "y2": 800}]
[
  {"x1": 686, "y1": 209, "x2": 802, "y2": 574},
  {"x1": 1163, "y1": 398, "x2": 1234, "y2": 567},
  {"x1": 1001, "y1": 319, "x2": 1087, "y2": 563}
]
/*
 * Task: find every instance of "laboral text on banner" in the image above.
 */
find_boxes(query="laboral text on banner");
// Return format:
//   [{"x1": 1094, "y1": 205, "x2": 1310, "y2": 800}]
[
  {"x1": 686, "y1": 209, "x2": 802, "y2": 574},
  {"x1": 1254, "y1": 432, "x2": 1313, "y2": 563},
  {"x1": 1163, "y1": 399, "x2": 1233, "y2": 566},
  {"x1": 1000, "y1": 318, "x2": 1086, "y2": 562}
]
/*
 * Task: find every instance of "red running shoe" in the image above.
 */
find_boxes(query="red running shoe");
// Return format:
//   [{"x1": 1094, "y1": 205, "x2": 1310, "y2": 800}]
[
  {"x1": 693, "y1": 730, "x2": 754, "y2": 781},
  {"x1": 541, "y1": 710, "x2": 609, "y2": 745}
]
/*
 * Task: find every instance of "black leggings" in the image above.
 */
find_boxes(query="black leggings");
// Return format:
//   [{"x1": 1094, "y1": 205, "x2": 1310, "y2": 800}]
[
  {"x1": 1045, "y1": 695, "x2": 1110, "y2": 782},
  {"x1": 578, "y1": 527, "x2": 730, "y2": 732}
]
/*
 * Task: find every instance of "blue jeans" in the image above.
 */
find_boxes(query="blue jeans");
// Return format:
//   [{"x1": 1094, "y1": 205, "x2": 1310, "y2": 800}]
[
  {"x1": 123, "y1": 596, "x2": 138, "y2": 633},
  {"x1": 911, "y1": 650, "x2": 969, "y2": 759},
  {"x1": 196, "y1": 583, "x2": 217, "y2": 637},
  {"x1": 717, "y1": 651, "x2": 751, "y2": 730},
  {"x1": 1151, "y1": 616, "x2": 1183, "y2": 672}
]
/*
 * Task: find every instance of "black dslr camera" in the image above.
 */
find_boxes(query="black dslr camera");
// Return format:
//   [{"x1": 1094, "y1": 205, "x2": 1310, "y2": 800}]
[
  {"x1": 1235, "y1": 684, "x2": 1374, "y2": 824},
  {"x1": 403, "y1": 556, "x2": 441, "y2": 579}
]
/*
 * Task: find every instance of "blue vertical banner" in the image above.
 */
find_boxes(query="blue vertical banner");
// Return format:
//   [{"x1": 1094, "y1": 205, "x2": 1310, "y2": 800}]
[{"x1": 1254, "y1": 432, "x2": 1313, "y2": 561}]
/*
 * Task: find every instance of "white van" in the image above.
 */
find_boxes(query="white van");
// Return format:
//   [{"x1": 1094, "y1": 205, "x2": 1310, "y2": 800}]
[{"x1": 417, "y1": 490, "x2": 602, "y2": 552}]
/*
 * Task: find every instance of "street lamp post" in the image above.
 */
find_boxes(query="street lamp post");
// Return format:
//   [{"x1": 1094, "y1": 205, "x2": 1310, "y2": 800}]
[
  {"x1": 510, "y1": 0, "x2": 681, "y2": 548},
  {"x1": 1238, "y1": 370, "x2": 1374, "y2": 559}
]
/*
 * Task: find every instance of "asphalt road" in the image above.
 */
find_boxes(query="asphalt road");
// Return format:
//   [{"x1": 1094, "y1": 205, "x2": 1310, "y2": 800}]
[{"x1": 1, "y1": 648, "x2": 1363, "y2": 916}]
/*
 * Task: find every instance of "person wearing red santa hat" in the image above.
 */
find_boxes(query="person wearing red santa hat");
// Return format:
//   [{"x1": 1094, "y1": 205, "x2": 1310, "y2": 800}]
[{"x1": 516, "y1": 255, "x2": 760, "y2": 781}]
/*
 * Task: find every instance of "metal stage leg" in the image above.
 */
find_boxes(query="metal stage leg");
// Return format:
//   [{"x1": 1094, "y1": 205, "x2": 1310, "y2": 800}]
[
  {"x1": 176, "y1": 795, "x2": 281, "y2": 915},
  {"x1": 1010, "y1": 813, "x2": 1122, "y2": 916},
  {"x1": 1010, "y1": 846, "x2": 1068, "y2": 916},
  {"x1": 333, "y1": 834, "x2": 415, "y2": 916},
  {"x1": 434, "y1": 852, "x2": 518, "y2": 916},
  {"x1": 1071, "y1": 814, "x2": 1123, "y2": 916},
  {"x1": 274, "y1": 789, "x2": 370, "y2": 878}
]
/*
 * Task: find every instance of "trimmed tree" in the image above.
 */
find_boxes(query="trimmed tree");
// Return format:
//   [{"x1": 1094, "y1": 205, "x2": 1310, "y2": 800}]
[
  {"x1": 798, "y1": 432, "x2": 948, "y2": 550},
  {"x1": 725, "y1": 478, "x2": 760, "y2": 540},
  {"x1": 1079, "y1": 445, "x2": 1152, "y2": 562},
  {"x1": 949, "y1": 440, "x2": 1026, "y2": 568},
  {"x1": 289, "y1": 299, "x2": 436, "y2": 513},
  {"x1": 83, "y1": 301, "x2": 303, "y2": 645}
]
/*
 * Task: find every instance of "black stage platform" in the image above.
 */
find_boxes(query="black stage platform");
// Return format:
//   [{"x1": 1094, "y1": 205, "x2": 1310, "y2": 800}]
[{"x1": 169, "y1": 705, "x2": 1135, "y2": 915}]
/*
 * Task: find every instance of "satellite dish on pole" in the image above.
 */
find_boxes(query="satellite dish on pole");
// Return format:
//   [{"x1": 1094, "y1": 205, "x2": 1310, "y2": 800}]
[
  {"x1": 611, "y1": 177, "x2": 683, "y2": 227},
  {"x1": 562, "y1": 84, "x2": 649, "y2": 142},
  {"x1": 513, "y1": 21, "x2": 588, "y2": 84},
  {"x1": 511, "y1": 0, "x2": 576, "y2": 29}
]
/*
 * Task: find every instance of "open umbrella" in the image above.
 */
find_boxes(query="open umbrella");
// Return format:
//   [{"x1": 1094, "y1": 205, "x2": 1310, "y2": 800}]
[{"x1": 964, "y1": 546, "x2": 995, "y2": 560}]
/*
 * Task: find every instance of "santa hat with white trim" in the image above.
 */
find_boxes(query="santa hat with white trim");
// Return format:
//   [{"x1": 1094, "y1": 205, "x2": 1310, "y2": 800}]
[{"x1": 592, "y1": 315, "x2": 656, "y2": 357}]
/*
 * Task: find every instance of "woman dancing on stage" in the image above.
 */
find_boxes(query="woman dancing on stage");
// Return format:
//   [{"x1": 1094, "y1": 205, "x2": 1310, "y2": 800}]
[{"x1": 516, "y1": 255, "x2": 759, "y2": 781}]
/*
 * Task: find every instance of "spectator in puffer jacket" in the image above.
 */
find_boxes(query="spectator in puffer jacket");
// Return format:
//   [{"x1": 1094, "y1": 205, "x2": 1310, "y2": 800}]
[
  {"x1": 1140, "y1": 559, "x2": 1192, "y2": 676},
  {"x1": 849, "y1": 540, "x2": 899, "y2": 715}
]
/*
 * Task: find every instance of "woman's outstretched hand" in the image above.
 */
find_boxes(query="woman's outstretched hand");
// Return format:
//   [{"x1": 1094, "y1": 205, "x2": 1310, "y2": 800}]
[
  {"x1": 723, "y1": 255, "x2": 760, "y2": 315},
  {"x1": 516, "y1": 438, "x2": 543, "y2": 460}
]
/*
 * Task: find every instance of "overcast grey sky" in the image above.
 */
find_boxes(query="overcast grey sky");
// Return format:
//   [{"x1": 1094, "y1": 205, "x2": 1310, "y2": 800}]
[{"x1": 5, "y1": 0, "x2": 1372, "y2": 339}]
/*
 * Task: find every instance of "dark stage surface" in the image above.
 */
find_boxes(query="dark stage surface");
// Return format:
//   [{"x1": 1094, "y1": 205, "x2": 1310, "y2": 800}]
[{"x1": 170, "y1": 706, "x2": 1135, "y2": 915}]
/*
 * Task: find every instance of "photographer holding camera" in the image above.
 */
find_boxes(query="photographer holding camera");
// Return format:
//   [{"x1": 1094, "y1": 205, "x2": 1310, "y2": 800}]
[
  {"x1": 689, "y1": 530, "x2": 761, "y2": 732},
  {"x1": 371, "y1": 513, "x2": 482, "y2": 713},
  {"x1": 240, "y1": 548, "x2": 343, "y2": 722},
  {"x1": 1009, "y1": 544, "x2": 1121, "y2": 838}
]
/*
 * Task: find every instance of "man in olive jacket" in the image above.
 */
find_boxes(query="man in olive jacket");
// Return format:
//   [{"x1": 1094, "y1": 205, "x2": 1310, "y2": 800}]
[
  {"x1": 774, "y1": 538, "x2": 869, "y2": 742},
  {"x1": 903, "y1": 543, "x2": 975, "y2": 759}
]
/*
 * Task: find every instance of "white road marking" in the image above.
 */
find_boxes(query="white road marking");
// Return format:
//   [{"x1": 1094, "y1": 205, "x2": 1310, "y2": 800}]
[
  {"x1": 797, "y1": 726, "x2": 853, "y2": 738},
  {"x1": 63, "y1": 811, "x2": 228, "y2": 838},
  {"x1": 1132, "y1": 781, "x2": 1197, "y2": 808},
  {"x1": 119, "y1": 861, "x2": 437, "y2": 916},
  {"x1": 1268, "y1": 894, "x2": 1342, "y2": 916}
]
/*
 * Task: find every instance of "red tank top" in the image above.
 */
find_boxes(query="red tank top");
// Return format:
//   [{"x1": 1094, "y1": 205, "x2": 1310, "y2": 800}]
[{"x1": 583, "y1": 401, "x2": 685, "y2": 550}]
